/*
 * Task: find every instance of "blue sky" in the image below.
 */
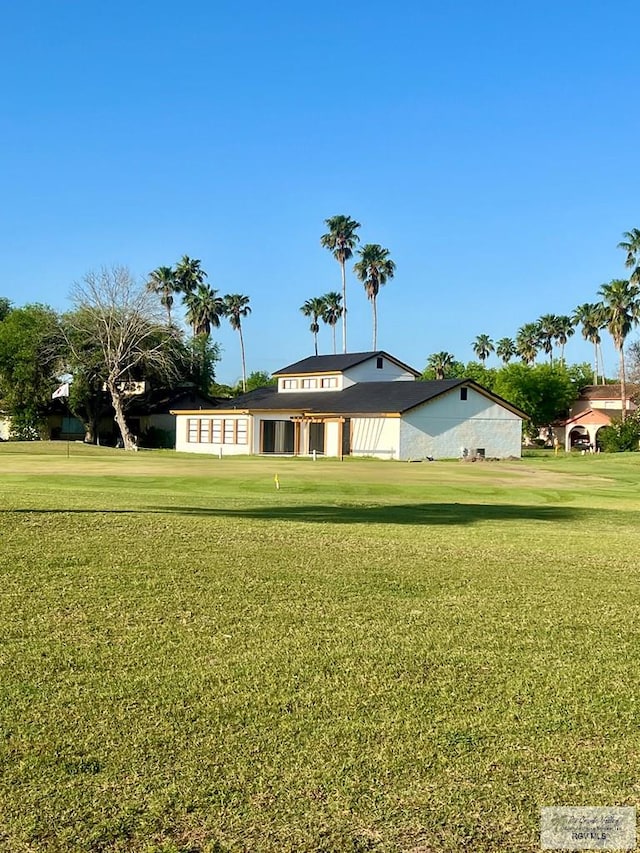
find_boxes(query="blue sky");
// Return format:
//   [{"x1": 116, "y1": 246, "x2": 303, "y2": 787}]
[{"x1": 2, "y1": 1, "x2": 639, "y2": 384}]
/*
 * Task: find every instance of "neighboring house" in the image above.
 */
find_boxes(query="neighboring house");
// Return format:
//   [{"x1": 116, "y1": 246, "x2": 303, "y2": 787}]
[
  {"x1": 47, "y1": 387, "x2": 219, "y2": 447},
  {"x1": 172, "y1": 351, "x2": 525, "y2": 460},
  {"x1": 554, "y1": 385, "x2": 639, "y2": 450}
]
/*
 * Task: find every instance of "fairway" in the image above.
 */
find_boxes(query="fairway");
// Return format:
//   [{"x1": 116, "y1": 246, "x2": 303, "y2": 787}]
[{"x1": 1, "y1": 443, "x2": 639, "y2": 852}]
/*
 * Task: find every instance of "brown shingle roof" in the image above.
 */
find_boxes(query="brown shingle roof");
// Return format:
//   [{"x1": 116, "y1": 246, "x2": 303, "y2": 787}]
[
  {"x1": 273, "y1": 351, "x2": 421, "y2": 377},
  {"x1": 578, "y1": 384, "x2": 640, "y2": 401}
]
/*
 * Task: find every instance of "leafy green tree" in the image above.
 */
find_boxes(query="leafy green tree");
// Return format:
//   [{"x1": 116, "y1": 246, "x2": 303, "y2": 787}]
[
  {"x1": 573, "y1": 302, "x2": 605, "y2": 384},
  {"x1": 462, "y1": 361, "x2": 497, "y2": 390},
  {"x1": 598, "y1": 279, "x2": 640, "y2": 420},
  {"x1": 493, "y1": 363, "x2": 578, "y2": 436},
  {"x1": 0, "y1": 304, "x2": 62, "y2": 438},
  {"x1": 238, "y1": 370, "x2": 277, "y2": 393},
  {"x1": 68, "y1": 374, "x2": 112, "y2": 444},
  {"x1": 320, "y1": 215, "x2": 360, "y2": 353},
  {"x1": 566, "y1": 362, "x2": 596, "y2": 393},
  {"x1": 496, "y1": 337, "x2": 516, "y2": 364},
  {"x1": 598, "y1": 411, "x2": 640, "y2": 452},
  {"x1": 0, "y1": 297, "x2": 12, "y2": 322},
  {"x1": 189, "y1": 335, "x2": 221, "y2": 396},
  {"x1": 61, "y1": 318, "x2": 111, "y2": 443},
  {"x1": 424, "y1": 351, "x2": 456, "y2": 380},
  {"x1": 472, "y1": 334, "x2": 494, "y2": 363},
  {"x1": 146, "y1": 266, "x2": 178, "y2": 326},
  {"x1": 300, "y1": 297, "x2": 326, "y2": 356},
  {"x1": 223, "y1": 294, "x2": 251, "y2": 392},
  {"x1": 320, "y1": 291, "x2": 343, "y2": 355},
  {"x1": 353, "y1": 244, "x2": 396, "y2": 351}
]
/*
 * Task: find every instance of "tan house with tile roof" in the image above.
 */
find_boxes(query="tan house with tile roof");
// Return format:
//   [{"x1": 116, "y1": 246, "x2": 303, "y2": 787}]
[{"x1": 555, "y1": 385, "x2": 639, "y2": 450}]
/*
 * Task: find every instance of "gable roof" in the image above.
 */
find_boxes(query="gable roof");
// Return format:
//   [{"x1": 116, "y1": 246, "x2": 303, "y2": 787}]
[
  {"x1": 273, "y1": 351, "x2": 421, "y2": 377},
  {"x1": 129, "y1": 388, "x2": 220, "y2": 415},
  {"x1": 578, "y1": 384, "x2": 640, "y2": 401},
  {"x1": 207, "y1": 379, "x2": 526, "y2": 418},
  {"x1": 559, "y1": 408, "x2": 613, "y2": 427}
]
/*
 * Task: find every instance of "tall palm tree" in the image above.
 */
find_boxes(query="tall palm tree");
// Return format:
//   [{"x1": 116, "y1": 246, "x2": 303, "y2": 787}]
[
  {"x1": 300, "y1": 297, "x2": 326, "y2": 356},
  {"x1": 472, "y1": 334, "x2": 494, "y2": 363},
  {"x1": 554, "y1": 315, "x2": 574, "y2": 362},
  {"x1": 320, "y1": 291, "x2": 343, "y2": 355},
  {"x1": 353, "y1": 244, "x2": 396, "y2": 350},
  {"x1": 496, "y1": 337, "x2": 516, "y2": 365},
  {"x1": 536, "y1": 314, "x2": 561, "y2": 364},
  {"x1": 174, "y1": 255, "x2": 208, "y2": 297},
  {"x1": 426, "y1": 351, "x2": 455, "y2": 380},
  {"x1": 146, "y1": 266, "x2": 178, "y2": 326},
  {"x1": 516, "y1": 323, "x2": 541, "y2": 365},
  {"x1": 618, "y1": 228, "x2": 640, "y2": 282},
  {"x1": 598, "y1": 279, "x2": 640, "y2": 420},
  {"x1": 573, "y1": 302, "x2": 605, "y2": 384},
  {"x1": 223, "y1": 294, "x2": 251, "y2": 392},
  {"x1": 320, "y1": 215, "x2": 360, "y2": 353},
  {"x1": 184, "y1": 283, "x2": 225, "y2": 337}
]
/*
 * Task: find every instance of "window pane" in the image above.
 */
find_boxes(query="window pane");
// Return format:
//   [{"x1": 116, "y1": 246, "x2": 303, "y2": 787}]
[{"x1": 236, "y1": 420, "x2": 248, "y2": 444}]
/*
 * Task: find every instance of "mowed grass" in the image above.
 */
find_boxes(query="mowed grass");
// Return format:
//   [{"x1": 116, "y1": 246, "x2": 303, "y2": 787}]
[{"x1": 1, "y1": 444, "x2": 639, "y2": 852}]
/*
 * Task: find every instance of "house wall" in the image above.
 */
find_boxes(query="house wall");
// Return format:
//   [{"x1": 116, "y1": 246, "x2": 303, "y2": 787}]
[
  {"x1": 325, "y1": 420, "x2": 341, "y2": 456},
  {"x1": 399, "y1": 388, "x2": 522, "y2": 460},
  {"x1": 574, "y1": 398, "x2": 636, "y2": 414},
  {"x1": 175, "y1": 413, "x2": 251, "y2": 455},
  {"x1": 0, "y1": 415, "x2": 10, "y2": 441},
  {"x1": 350, "y1": 417, "x2": 400, "y2": 459},
  {"x1": 278, "y1": 374, "x2": 344, "y2": 392},
  {"x1": 344, "y1": 357, "x2": 415, "y2": 384}
]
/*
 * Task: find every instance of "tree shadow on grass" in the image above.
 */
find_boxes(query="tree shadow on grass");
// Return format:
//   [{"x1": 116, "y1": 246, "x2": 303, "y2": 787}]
[
  {"x1": 2, "y1": 503, "x2": 592, "y2": 526},
  {"x1": 152, "y1": 502, "x2": 588, "y2": 526}
]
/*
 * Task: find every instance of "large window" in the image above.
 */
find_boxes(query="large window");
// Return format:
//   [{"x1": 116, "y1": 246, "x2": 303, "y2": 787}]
[
  {"x1": 309, "y1": 422, "x2": 325, "y2": 454},
  {"x1": 262, "y1": 420, "x2": 294, "y2": 454},
  {"x1": 187, "y1": 418, "x2": 248, "y2": 445}
]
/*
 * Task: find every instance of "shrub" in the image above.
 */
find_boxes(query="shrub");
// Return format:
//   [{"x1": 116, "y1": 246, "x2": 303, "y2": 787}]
[{"x1": 598, "y1": 413, "x2": 640, "y2": 452}]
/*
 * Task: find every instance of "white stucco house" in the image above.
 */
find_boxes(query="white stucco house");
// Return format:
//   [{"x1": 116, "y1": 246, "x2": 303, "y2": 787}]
[{"x1": 172, "y1": 351, "x2": 525, "y2": 460}]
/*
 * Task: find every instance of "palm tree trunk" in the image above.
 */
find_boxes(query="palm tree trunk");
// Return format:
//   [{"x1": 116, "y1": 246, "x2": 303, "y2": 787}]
[
  {"x1": 593, "y1": 342, "x2": 598, "y2": 384},
  {"x1": 332, "y1": 323, "x2": 336, "y2": 355},
  {"x1": 598, "y1": 344, "x2": 606, "y2": 385},
  {"x1": 341, "y1": 260, "x2": 347, "y2": 354},
  {"x1": 372, "y1": 296, "x2": 377, "y2": 350},
  {"x1": 238, "y1": 323, "x2": 247, "y2": 393},
  {"x1": 314, "y1": 328, "x2": 318, "y2": 356},
  {"x1": 620, "y1": 345, "x2": 627, "y2": 422}
]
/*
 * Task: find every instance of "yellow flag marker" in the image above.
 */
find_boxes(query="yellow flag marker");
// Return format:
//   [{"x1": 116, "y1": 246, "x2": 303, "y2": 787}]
[{"x1": 274, "y1": 473, "x2": 280, "y2": 490}]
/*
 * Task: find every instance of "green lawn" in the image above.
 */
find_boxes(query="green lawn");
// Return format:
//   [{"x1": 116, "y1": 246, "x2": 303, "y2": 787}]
[{"x1": 1, "y1": 443, "x2": 639, "y2": 852}]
